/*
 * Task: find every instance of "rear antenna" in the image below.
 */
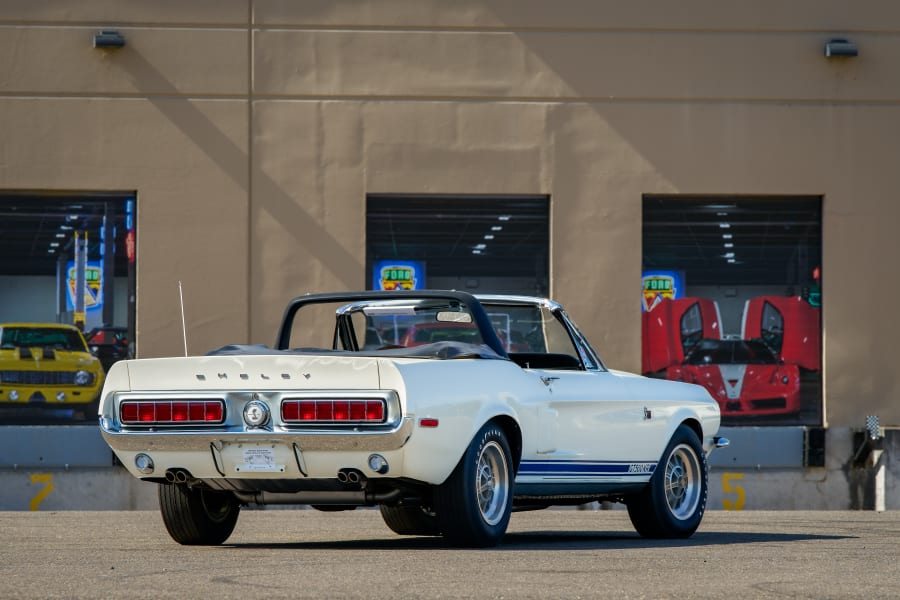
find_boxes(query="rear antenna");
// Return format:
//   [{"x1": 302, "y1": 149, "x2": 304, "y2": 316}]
[{"x1": 178, "y1": 281, "x2": 188, "y2": 357}]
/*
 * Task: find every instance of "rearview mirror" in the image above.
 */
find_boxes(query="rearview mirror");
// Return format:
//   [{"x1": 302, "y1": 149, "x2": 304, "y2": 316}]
[{"x1": 436, "y1": 311, "x2": 472, "y2": 323}]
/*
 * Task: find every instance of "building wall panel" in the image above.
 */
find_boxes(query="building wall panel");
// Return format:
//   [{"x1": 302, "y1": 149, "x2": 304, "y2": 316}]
[
  {"x1": 253, "y1": 0, "x2": 900, "y2": 32},
  {"x1": 0, "y1": 27, "x2": 248, "y2": 96},
  {"x1": 0, "y1": 0, "x2": 248, "y2": 26}
]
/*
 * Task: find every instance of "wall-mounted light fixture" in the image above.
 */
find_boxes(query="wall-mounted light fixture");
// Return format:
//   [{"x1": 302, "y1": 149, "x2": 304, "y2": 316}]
[
  {"x1": 825, "y1": 38, "x2": 857, "y2": 58},
  {"x1": 93, "y1": 30, "x2": 125, "y2": 49}
]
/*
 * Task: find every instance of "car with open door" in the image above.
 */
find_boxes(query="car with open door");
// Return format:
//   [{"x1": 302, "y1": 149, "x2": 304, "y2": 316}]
[
  {"x1": 742, "y1": 296, "x2": 820, "y2": 371},
  {"x1": 642, "y1": 297, "x2": 721, "y2": 375},
  {"x1": 98, "y1": 291, "x2": 726, "y2": 547},
  {"x1": 666, "y1": 338, "x2": 801, "y2": 417}
]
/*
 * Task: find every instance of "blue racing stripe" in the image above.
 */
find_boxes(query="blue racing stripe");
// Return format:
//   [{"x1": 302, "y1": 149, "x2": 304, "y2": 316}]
[{"x1": 518, "y1": 460, "x2": 656, "y2": 476}]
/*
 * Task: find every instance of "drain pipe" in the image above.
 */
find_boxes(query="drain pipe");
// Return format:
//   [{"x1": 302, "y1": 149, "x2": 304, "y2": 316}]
[
  {"x1": 867, "y1": 416, "x2": 886, "y2": 513},
  {"x1": 852, "y1": 415, "x2": 885, "y2": 512}
]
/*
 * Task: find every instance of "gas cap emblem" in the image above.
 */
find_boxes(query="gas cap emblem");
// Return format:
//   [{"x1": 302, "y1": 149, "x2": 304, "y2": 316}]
[{"x1": 243, "y1": 399, "x2": 270, "y2": 428}]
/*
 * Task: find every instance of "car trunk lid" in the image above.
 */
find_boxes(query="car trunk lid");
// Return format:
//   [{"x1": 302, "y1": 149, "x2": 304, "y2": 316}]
[{"x1": 122, "y1": 354, "x2": 382, "y2": 391}]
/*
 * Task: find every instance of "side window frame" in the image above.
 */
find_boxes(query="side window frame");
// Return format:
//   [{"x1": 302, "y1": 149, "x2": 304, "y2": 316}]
[{"x1": 556, "y1": 310, "x2": 606, "y2": 372}]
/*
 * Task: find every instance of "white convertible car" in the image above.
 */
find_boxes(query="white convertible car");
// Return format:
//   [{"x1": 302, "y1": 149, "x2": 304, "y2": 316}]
[{"x1": 99, "y1": 291, "x2": 727, "y2": 547}]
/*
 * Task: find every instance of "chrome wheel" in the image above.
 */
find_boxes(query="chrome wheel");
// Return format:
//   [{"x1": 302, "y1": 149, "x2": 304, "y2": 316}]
[
  {"x1": 476, "y1": 441, "x2": 509, "y2": 526},
  {"x1": 664, "y1": 443, "x2": 701, "y2": 520}
]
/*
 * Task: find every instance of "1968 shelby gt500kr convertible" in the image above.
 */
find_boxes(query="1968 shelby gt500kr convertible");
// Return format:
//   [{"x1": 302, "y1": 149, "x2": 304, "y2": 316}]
[{"x1": 99, "y1": 291, "x2": 727, "y2": 547}]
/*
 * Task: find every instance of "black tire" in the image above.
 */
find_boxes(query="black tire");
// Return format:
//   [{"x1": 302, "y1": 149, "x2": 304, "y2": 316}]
[
  {"x1": 626, "y1": 424, "x2": 708, "y2": 539},
  {"x1": 434, "y1": 423, "x2": 513, "y2": 547},
  {"x1": 379, "y1": 504, "x2": 441, "y2": 536},
  {"x1": 158, "y1": 483, "x2": 240, "y2": 545}
]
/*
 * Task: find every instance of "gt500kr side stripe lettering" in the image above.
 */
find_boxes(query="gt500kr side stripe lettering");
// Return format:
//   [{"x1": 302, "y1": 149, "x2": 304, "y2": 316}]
[{"x1": 518, "y1": 461, "x2": 656, "y2": 476}]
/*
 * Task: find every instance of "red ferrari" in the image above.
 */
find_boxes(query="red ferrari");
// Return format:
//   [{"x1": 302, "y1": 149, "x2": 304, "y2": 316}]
[
  {"x1": 399, "y1": 322, "x2": 480, "y2": 346},
  {"x1": 666, "y1": 338, "x2": 800, "y2": 417}
]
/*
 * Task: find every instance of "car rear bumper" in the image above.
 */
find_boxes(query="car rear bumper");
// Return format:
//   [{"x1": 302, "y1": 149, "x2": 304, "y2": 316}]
[{"x1": 100, "y1": 416, "x2": 415, "y2": 453}]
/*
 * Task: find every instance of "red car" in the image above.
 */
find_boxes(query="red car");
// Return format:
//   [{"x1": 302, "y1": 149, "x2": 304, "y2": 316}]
[
  {"x1": 399, "y1": 322, "x2": 481, "y2": 346},
  {"x1": 742, "y1": 296, "x2": 820, "y2": 371},
  {"x1": 642, "y1": 297, "x2": 721, "y2": 375},
  {"x1": 666, "y1": 338, "x2": 800, "y2": 417}
]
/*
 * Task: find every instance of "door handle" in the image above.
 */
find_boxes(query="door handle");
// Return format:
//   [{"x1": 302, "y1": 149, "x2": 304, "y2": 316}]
[{"x1": 540, "y1": 376, "x2": 559, "y2": 387}]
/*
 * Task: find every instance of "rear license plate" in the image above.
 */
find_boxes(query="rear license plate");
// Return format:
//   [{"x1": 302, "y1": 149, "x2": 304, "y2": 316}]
[{"x1": 229, "y1": 445, "x2": 286, "y2": 473}]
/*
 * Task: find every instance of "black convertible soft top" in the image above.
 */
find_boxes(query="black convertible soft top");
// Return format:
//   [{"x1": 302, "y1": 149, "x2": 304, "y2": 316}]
[{"x1": 206, "y1": 341, "x2": 506, "y2": 361}]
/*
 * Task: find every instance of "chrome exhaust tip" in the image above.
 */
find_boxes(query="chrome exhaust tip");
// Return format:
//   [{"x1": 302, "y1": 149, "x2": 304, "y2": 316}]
[
  {"x1": 166, "y1": 469, "x2": 189, "y2": 483},
  {"x1": 337, "y1": 468, "x2": 366, "y2": 485}
]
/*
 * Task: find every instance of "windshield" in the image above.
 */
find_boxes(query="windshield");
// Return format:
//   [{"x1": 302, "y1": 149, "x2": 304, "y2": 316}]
[
  {"x1": 359, "y1": 304, "x2": 484, "y2": 349},
  {"x1": 684, "y1": 339, "x2": 777, "y2": 365},
  {"x1": 0, "y1": 327, "x2": 88, "y2": 352},
  {"x1": 285, "y1": 297, "x2": 487, "y2": 351}
]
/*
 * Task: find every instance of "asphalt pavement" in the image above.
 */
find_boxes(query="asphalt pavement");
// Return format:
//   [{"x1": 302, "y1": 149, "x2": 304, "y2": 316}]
[{"x1": 1, "y1": 509, "x2": 897, "y2": 599}]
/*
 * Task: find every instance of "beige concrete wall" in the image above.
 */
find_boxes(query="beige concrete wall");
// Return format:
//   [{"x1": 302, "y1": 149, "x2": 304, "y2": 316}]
[
  {"x1": 0, "y1": 4, "x2": 251, "y2": 357},
  {"x1": 1, "y1": 1, "x2": 898, "y2": 427}
]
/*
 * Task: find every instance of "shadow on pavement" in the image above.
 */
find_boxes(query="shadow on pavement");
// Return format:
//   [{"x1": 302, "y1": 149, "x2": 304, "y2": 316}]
[{"x1": 226, "y1": 529, "x2": 852, "y2": 552}]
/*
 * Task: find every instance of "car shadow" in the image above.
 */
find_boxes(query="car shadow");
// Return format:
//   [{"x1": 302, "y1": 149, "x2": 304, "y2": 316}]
[{"x1": 226, "y1": 529, "x2": 852, "y2": 551}]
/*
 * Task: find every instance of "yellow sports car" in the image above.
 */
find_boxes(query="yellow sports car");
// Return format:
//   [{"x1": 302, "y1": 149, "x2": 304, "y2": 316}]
[{"x1": 0, "y1": 323, "x2": 105, "y2": 416}]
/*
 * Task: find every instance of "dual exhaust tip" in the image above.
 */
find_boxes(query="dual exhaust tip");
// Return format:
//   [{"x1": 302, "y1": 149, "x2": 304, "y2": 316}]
[
  {"x1": 165, "y1": 467, "x2": 369, "y2": 485},
  {"x1": 152, "y1": 454, "x2": 390, "y2": 485},
  {"x1": 336, "y1": 468, "x2": 365, "y2": 484},
  {"x1": 164, "y1": 469, "x2": 190, "y2": 484}
]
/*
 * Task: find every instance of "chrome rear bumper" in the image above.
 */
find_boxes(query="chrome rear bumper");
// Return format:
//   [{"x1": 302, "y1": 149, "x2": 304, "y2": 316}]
[{"x1": 100, "y1": 416, "x2": 414, "y2": 453}]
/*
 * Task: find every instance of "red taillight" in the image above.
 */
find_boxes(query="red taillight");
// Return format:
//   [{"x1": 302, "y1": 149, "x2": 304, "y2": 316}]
[
  {"x1": 172, "y1": 402, "x2": 189, "y2": 421},
  {"x1": 121, "y1": 402, "x2": 138, "y2": 422},
  {"x1": 281, "y1": 399, "x2": 386, "y2": 423},
  {"x1": 120, "y1": 400, "x2": 224, "y2": 424},
  {"x1": 365, "y1": 401, "x2": 384, "y2": 421},
  {"x1": 316, "y1": 402, "x2": 334, "y2": 421},
  {"x1": 349, "y1": 402, "x2": 365, "y2": 420},
  {"x1": 155, "y1": 402, "x2": 172, "y2": 422}
]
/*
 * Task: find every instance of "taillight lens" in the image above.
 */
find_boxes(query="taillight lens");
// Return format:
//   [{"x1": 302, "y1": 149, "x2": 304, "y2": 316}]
[
  {"x1": 282, "y1": 399, "x2": 385, "y2": 423},
  {"x1": 120, "y1": 400, "x2": 224, "y2": 424}
]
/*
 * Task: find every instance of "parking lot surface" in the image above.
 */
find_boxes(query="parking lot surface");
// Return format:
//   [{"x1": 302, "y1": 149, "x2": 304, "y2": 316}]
[{"x1": 1, "y1": 509, "x2": 897, "y2": 599}]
